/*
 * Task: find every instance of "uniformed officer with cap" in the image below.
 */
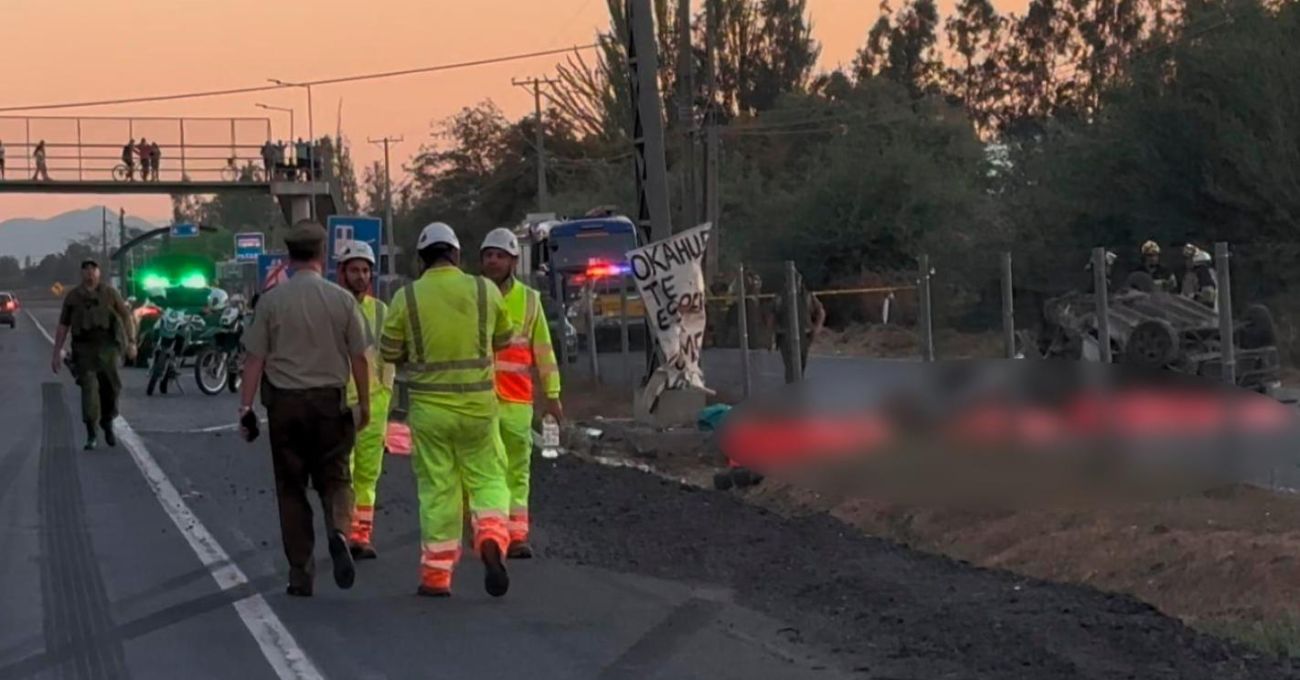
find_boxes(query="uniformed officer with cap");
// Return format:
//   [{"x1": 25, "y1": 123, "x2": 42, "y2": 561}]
[
  {"x1": 51, "y1": 258, "x2": 138, "y2": 450},
  {"x1": 238, "y1": 220, "x2": 371, "y2": 597}
]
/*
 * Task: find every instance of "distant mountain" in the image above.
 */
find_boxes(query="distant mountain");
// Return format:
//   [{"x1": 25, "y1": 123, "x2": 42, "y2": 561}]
[{"x1": 0, "y1": 207, "x2": 157, "y2": 262}]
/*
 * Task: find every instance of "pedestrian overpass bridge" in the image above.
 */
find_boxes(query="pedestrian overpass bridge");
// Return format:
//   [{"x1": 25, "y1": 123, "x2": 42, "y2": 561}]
[{"x1": 0, "y1": 114, "x2": 341, "y2": 224}]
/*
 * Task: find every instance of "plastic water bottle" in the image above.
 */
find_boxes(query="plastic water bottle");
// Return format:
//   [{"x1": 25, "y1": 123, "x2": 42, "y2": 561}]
[{"x1": 541, "y1": 415, "x2": 560, "y2": 459}]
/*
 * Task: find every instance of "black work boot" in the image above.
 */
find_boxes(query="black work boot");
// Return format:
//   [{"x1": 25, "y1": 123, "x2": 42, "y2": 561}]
[
  {"x1": 102, "y1": 421, "x2": 117, "y2": 448},
  {"x1": 327, "y1": 530, "x2": 356, "y2": 590},
  {"x1": 507, "y1": 541, "x2": 533, "y2": 560},
  {"x1": 481, "y1": 541, "x2": 509, "y2": 598},
  {"x1": 83, "y1": 423, "x2": 97, "y2": 451}
]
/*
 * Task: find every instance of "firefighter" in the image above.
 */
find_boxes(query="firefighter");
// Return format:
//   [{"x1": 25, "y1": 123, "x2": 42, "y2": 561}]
[
  {"x1": 479, "y1": 227, "x2": 562, "y2": 559},
  {"x1": 1182, "y1": 244, "x2": 1219, "y2": 312},
  {"x1": 337, "y1": 241, "x2": 394, "y2": 560},
  {"x1": 380, "y1": 222, "x2": 515, "y2": 598},
  {"x1": 1085, "y1": 250, "x2": 1118, "y2": 293},
  {"x1": 1137, "y1": 240, "x2": 1178, "y2": 292}
]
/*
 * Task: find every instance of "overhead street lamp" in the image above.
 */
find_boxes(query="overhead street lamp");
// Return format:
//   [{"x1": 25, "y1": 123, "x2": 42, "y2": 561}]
[
  {"x1": 267, "y1": 78, "x2": 314, "y2": 144},
  {"x1": 255, "y1": 103, "x2": 295, "y2": 141}
]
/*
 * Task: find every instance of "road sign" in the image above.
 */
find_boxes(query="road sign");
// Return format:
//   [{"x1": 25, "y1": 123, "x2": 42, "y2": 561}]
[
  {"x1": 257, "y1": 253, "x2": 293, "y2": 292},
  {"x1": 50, "y1": 282, "x2": 64, "y2": 297},
  {"x1": 170, "y1": 223, "x2": 199, "y2": 238},
  {"x1": 326, "y1": 216, "x2": 382, "y2": 282},
  {"x1": 234, "y1": 232, "x2": 265, "y2": 261}
]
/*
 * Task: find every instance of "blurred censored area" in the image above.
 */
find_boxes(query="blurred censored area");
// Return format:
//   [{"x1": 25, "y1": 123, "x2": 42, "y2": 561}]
[{"x1": 719, "y1": 360, "x2": 1300, "y2": 507}]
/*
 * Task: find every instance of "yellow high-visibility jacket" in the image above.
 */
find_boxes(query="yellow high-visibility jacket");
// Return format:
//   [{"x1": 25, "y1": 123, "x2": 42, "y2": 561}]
[
  {"x1": 495, "y1": 281, "x2": 561, "y2": 404},
  {"x1": 346, "y1": 295, "x2": 395, "y2": 408},
  {"x1": 381, "y1": 266, "x2": 512, "y2": 419}
]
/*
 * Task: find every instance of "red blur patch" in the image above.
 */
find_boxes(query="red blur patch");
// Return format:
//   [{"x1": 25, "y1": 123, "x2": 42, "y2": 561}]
[{"x1": 720, "y1": 412, "x2": 893, "y2": 470}]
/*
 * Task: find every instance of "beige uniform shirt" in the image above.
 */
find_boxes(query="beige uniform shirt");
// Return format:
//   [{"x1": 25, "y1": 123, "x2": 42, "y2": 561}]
[{"x1": 243, "y1": 270, "x2": 366, "y2": 390}]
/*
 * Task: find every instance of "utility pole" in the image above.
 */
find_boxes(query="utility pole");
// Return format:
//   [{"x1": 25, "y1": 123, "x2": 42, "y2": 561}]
[
  {"x1": 625, "y1": 0, "x2": 674, "y2": 244},
  {"x1": 703, "y1": 0, "x2": 722, "y2": 281},
  {"x1": 101, "y1": 207, "x2": 109, "y2": 280},
  {"x1": 368, "y1": 135, "x2": 404, "y2": 281},
  {"x1": 119, "y1": 208, "x2": 127, "y2": 288},
  {"x1": 512, "y1": 76, "x2": 560, "y2": 213},
  {"x1": 675, "y1": 0, "x2": 697, "y2": 233}
]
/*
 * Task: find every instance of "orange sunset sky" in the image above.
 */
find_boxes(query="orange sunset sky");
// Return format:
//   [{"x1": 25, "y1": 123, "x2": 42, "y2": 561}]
[{"x1": 0, "y1": 0, "x2": 1025, "y2": 224}]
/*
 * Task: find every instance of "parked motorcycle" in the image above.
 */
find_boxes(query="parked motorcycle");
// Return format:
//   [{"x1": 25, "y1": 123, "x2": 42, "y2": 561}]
[
  {"x1": 146, "y1": 309, "x2": 207, "y2": 396},
  {"x1": 195, "y1": 305, "x2": 247, "y2": 395}
]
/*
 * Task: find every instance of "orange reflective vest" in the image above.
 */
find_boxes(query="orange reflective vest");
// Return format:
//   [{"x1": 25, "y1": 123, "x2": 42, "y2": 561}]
[{"x1": 494, "y1": 281, "x2": 560, "y2": 404}]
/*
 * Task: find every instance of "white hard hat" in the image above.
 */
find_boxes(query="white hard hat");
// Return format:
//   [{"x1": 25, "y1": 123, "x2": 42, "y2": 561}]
[
  {"x1": 339, "y1": 240, "x2": 376, "y2": 266},
  {"x1": 1192, "y1": 249, "x2": 1212, "y2": 265},
  {"x1": 480, "y1": 227, "x2": 520, "y2": 257},
  {"x1": 417, "y1": 222, "x2": 460, "y2": 251}
]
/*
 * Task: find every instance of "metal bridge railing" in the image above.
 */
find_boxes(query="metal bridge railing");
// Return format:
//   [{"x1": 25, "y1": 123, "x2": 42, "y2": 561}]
[{"x1": 0, "y1": 115, "x2": 326, "y2": 183}]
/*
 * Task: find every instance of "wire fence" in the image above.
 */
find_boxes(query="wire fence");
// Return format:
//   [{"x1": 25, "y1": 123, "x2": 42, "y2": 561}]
[{"x1": 554, "y1": 240, "x2": 1299, "y2": 403}]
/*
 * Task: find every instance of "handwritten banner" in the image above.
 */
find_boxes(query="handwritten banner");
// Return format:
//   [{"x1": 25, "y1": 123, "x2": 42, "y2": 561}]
[{"x1": 627, "y1": 223, "x2": 712, "y2": 391}]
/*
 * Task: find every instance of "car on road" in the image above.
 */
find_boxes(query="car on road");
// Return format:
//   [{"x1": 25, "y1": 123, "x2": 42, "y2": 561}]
[{"x1": 0, "y1": 292, "x2": 18, "y2": 328}]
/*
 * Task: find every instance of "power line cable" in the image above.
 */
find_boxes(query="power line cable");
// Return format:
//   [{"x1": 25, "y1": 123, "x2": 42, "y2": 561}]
[{"x1": 0, "y1": 43, "x2": 600, "y2": 113}]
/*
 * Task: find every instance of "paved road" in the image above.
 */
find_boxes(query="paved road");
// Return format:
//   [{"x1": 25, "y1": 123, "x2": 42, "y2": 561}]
[{"x1": 0, "y1": 304, "x2": 847, "y2": 680}]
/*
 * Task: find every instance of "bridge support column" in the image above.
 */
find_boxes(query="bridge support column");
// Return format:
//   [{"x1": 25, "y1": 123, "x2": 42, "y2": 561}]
[{"x1": 288, "y1": 196, "x2": 312, "y2": 224}]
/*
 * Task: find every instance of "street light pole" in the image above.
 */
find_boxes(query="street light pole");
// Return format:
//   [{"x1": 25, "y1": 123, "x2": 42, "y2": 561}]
[
  {"x1": 255, "y1": 103, "x2": 295, "y2": 141},
  {"x1": 270, "y1": 78, "x2": 317, "y2": 220},
  {"x1": 368, "y1": 135, "x2": 404, "y2": 281}
]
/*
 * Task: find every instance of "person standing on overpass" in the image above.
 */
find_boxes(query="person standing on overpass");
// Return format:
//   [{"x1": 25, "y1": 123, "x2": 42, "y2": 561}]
[
  {"x1": 149, "y1": 141, "x2": 162, "y2": 182},
  {"x1": 238, "y1": 220, "x2": 371, "y2": 597},
  {"x1": 0, "y1": 139, "x2": 7, "y2": 179},
  {"x1": 32, "y1": 141, "x2": 50, "y2": 181},
  {"x1": 380, "y1": 222, "x2": 515, "y2": 598},
  {"x1": 774, "y1": 268, "x2": 825, "y2": 384},
  {"x1": 121, "y1": 139, "x2": 136, "y2": 181},
  {"x1": 479, "y1": 227, "x2": 563, "y2": 559},
  {"x1": 336, "y1": 241, "x2": 394, "y2": 560},
  {"x1": 51, "y1": 259, "x2": 138, "y2": 449}
]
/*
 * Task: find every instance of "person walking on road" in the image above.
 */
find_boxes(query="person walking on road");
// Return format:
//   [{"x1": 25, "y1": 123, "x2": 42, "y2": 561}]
[
  {"x1": 774, "y1": 268, "x2": 825, "y2": 384},
  {"x1": 479, "y1": 227, "x2": 562, "y2": 559},
  {"x1": 337, "y1": 241, "x2": 394, "y2": 560},
  {"x1": 51, "y1": 259, "x2": 138, "y2": 450},
  {"x1": 32, "y1": 141, "x2": 50, "y2": 181},
  {"x1": 380, "y1": 222, "x2": 515, "y2": 598},
  {"x1": 238, "y1": 220, "x2": 371, "y2": 597}
]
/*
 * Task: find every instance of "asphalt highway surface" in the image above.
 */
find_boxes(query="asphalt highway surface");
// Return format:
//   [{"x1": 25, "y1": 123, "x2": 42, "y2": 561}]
[{"x1": 2, "y1": 301, "x2": 1297, "y2": 679}]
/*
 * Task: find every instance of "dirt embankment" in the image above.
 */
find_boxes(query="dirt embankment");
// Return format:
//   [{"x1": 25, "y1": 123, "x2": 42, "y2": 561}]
[{"x1": 562, "y1": 396, "x2": 1300, "y2": 661}]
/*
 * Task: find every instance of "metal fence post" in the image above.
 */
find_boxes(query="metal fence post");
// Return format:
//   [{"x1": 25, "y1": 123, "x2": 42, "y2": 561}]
[
  {"x1": 737, "y1": 263, "x2": 752, "y2": 398},
  {"x1": 784, "y1": 261, "x2": 803, "y2": 383},
  {"x1": 620, "y1": 273, "x2": 631, "y2": 385},
  {"x1": 586, "y1": 278, "x2": 601, "y2": 383},
  {"x1": 553, "y1": 270, "x2": 569, "y2": 369},
  {"x1": 1002, "y1": 251, "x2": 1015, "y2": 359},
  {"x1": 919, "y1": 254, "x2": 935, "y2": 362},
  {"x1": 1216, "y1": 242, "x2": 1235, "y2": 386},
  {"x1": 1092, "y1": 247, "x2": 1112, "y2": 363}
]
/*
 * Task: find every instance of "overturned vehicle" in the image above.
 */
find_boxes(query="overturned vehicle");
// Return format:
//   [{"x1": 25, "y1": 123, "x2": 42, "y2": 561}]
[{"x1": 1025, "y1": 272, "x2": 1282, "y2": 393}]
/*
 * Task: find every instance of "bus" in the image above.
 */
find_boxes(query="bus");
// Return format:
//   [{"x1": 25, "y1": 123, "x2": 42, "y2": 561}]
[{"x1": 514, "y1": 213, "x2": 648, "y2": 351}]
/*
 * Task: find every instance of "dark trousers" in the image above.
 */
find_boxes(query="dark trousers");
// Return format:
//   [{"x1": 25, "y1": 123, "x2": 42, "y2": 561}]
[
  {"x1": 777, "y1": 331, "x2": 812, "y2": 384},
  {"x1": 71, "y1": 343, "x2": 121, "y2": 429},
  {"x1": 265, "y1": 384, "x2": 356, "y2": 588}
]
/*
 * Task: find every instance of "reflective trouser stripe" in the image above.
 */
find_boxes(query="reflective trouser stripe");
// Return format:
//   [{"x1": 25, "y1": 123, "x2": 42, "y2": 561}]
[
  {"x1": 411, "y1": 401, "x2": 509, "y2": 583},
  {"x1": 495, "y1": 401, "x2": 534, "y2": 540},
  {"x1": 350, "y1": 388, "x2": 391, "y2": 508}
]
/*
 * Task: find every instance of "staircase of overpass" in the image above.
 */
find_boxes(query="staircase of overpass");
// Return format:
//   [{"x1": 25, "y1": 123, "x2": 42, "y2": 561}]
[{"x1": 0, "y1": 115, "x2": 343, "y2": 224}]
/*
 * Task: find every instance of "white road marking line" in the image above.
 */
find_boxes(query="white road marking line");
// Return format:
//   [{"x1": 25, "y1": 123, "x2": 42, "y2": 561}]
[{"x1": 26, "y1": 309, "x2": 326, "y2": 680}]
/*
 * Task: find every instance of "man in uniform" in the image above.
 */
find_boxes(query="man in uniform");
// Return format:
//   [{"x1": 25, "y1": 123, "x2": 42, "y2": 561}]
[
  {"x1": 1136, "y1": 240, "x2": 1178, "y2": 292},
  {"x1": 479, "y1": 227, "x2": 562, "y2": 559},
  {"x1": 51, "y1": 259, "x2": 138, "y2": 450},
  {"x1": 238, "y1": 220, "x2": 371, "y2": 597},
  {"x1": 380, "y1": 222, "x2": 515, "y2": 598},
  {"x1": 1181, "y1": 244, "x2": 1219, "y2": 312},
  {"x1": 773, "y1": 268, "x2": 825, "y2": 384},
  {"x1": 336, "y1": 241, "x2": 394, "y2": 560}
]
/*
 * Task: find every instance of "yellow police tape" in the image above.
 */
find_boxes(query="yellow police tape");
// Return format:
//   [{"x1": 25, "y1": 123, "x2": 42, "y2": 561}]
[{"x1": 705, "y1": 285, "x2": 916, "y2": 304}]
